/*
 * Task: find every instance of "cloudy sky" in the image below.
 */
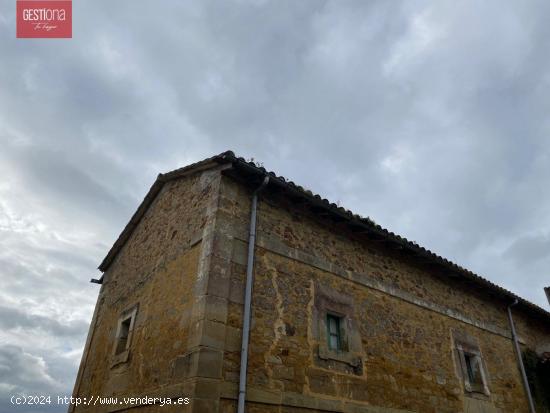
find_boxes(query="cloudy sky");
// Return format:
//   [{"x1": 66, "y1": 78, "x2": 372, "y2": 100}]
[{"x1": 1, "y1": 0, "x2": 550, "y2": 411}]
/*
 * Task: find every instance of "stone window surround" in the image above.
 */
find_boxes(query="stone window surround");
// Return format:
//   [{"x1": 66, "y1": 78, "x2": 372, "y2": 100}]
[
  {"x1": 111, "y1": 303, "x2": 139, "y2": 368},
  {"x1": 313, "y1": 283, "x2": 363, "y2": 370},
  {"x1": 453, "y1": 332, "x2": 490, "y2": 397}
]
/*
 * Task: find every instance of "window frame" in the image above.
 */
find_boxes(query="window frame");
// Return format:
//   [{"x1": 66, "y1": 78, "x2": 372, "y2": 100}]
[
  {"x1": 111, "y1": 304, "x2": 138, "y2": 367},
  {"x1": 455, "y1": 341, "x2": 490, "y2": 396},
  {"x1": 312, "y1": 283, "x2": 364, "y2": 375}
]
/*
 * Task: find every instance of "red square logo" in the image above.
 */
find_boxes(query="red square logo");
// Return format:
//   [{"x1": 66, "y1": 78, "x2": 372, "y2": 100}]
[{"x1": 17, "y1": 0, "x2": 72, "y2": 38}]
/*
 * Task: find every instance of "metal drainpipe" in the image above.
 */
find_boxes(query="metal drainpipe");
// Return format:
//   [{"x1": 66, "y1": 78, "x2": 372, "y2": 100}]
[
  {"x1": 507, "y1": 299, "x2": 536, "y2": 413},
  {"x1": 237, "y1": 176, "x2": 270, "y2": 413}
]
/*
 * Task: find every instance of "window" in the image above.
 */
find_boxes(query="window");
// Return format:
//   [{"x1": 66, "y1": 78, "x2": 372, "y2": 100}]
[
  {"x1": 313, "y1": 283, "x2": 364, "y2": 375},
  {"x1": 327, "y1": 314, "x2": 342, "y2": 351},
  {"x1": 453, "y1": 333, "x2": 490, "y2": 396},
  {"x1": 115, "y1": 317, "x2": 131, "y2": 355},
  {"x1": 111, "y1": 304, "x2": 138, "y2": 367},
  {"x1": 464, "y1": 352, "x2": 484, "y2": 392}
]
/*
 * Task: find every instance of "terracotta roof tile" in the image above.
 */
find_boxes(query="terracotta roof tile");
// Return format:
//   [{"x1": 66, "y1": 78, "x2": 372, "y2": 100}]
[{"x1": 98, "y1": 151, "x2": 550, "y2": 322}]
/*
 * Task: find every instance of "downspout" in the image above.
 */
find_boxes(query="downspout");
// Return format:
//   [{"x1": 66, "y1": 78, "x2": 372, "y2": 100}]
[
  {"x1": 507, "y1": 299, "x2": 536, "y2": 413},
  {"x1": 237, "y1": 176, "x2": 270, "y2": 413}
]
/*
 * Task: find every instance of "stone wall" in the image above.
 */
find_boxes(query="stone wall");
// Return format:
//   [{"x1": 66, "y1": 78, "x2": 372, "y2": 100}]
[
  {"x1": 72, "y1": 167, "x2": 228, "y2": 413},
  {"x1": 72, "y1": 168, "x2": 550, "y2": 413},
  {"x1": 215, "y1": 174, "x2": 550, "y2": 413}
]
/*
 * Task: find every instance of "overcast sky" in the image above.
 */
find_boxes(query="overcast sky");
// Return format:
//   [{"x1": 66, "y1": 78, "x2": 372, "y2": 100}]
[{"x1": 1, "y1": 0, "x2": 550, "y2": 411}]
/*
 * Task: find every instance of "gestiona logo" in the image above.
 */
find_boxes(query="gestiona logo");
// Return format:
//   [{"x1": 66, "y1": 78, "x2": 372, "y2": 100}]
[{"x1": 16, "y1": 0, "x2": 72, "y2": 38}]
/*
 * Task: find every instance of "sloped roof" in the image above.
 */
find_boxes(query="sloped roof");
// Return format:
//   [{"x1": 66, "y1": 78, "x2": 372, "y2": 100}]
[{"x1": 99, "y1": 150, "x2": 550, "y2": 322}]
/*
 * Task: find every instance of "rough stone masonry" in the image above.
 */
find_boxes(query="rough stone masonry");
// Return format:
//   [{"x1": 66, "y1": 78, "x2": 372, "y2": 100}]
[{"x1": 71, "y1": 152, "x2": 550, "y2": 413}]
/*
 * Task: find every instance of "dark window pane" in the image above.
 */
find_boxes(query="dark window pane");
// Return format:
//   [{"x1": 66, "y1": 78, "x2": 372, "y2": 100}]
[
  {"x1": 329, "y1": 334, "x2": 339, "y2": 350},
  {"x1": 329, "y1": 316, "x2": 338, "y2": 334},
  {"x1": 326, "y1": 314, "x2": 341, "y2": 351},
  {"x1": 115, "y1": 317, "x2": 131, "y2": 355},
  {"x1": 464, "y1": 353, "x2": 483, "y2": 391}
]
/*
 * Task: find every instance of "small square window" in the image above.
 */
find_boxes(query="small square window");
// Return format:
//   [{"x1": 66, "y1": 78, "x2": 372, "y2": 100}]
[{"x1": 327, "y1": 314, "x2": 342, "y2": 352}]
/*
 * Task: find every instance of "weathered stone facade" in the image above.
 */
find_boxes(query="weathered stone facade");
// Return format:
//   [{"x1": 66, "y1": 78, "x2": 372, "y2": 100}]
[{"x1": 72, "y1": 153, "x2": 550, "y2": 413}]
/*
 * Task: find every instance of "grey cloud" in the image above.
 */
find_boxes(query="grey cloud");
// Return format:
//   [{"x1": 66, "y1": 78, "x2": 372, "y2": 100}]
[
  {"x1": 505, "y1": 233, "x2": 550, "y2": 267},
  {"x1": 0, "y1": 306, "x2": 88, "y2": 338},
  {"x1": 2, "y1": 145, "x2": 132, "y2": 223},
  {"x1": 0, "y1": 345, "x2": 68, "y2": 413}
]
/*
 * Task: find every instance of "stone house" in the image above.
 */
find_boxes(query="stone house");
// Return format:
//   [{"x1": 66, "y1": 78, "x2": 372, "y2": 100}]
[{"x1": 71, "y1": 151, "x2": 550, "y2": 413}]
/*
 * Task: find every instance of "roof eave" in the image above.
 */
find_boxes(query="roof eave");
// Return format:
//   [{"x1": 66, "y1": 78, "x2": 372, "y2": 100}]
[
  {"x1": 97, "y1": 151, "x2": 550, "y2": 323},
  {"x1": 224, "y1": 155, "x2": 550, "y2": 322}
]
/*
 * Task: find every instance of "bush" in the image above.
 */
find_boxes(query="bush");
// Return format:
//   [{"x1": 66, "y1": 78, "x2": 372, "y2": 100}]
[{"x1": 523, "y1": 349, "x2": 550, "y2": 412}]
